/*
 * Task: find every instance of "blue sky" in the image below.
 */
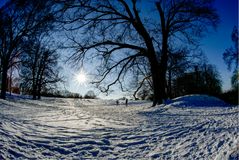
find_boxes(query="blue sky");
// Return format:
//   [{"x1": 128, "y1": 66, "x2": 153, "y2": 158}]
[
  {"x1": 1, "y1": 0, "x2": 238, "y2": 99},
  {"x1": 201, "y1": 0, "x2": 238, "y2": 91}
]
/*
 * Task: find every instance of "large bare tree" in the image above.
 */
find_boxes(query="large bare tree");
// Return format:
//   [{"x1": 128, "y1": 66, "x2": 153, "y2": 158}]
[
  {"x1": 60, "y1": 0, "x2": 219, "y2": 105},
  {"x1": 0, "y1": 0, "x2": 54, "y2": 99}
]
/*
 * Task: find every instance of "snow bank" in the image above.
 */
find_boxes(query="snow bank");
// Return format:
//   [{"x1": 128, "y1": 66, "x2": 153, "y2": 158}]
[{"x1": 167, "y1": 94, "x2": 229, "y2": 107}]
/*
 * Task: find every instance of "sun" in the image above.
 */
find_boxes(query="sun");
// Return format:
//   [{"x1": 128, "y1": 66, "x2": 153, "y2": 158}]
[{"x1": 75, "y1": 71, "x2": 87, "y2": 84}]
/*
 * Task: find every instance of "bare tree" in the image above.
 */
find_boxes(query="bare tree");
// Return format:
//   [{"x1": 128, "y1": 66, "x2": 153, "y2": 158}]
[
  {"x1": 84, "y1": 90, "x2": 96, "y2": 99},
  {"x1": 20, "y1": 38, "x2": 62, "y2": 100},
  {"x1": 223, "y1": 26, "x2": 238, "y2": 72},
  {"x1": 223, "y1": 26, "x2": 238, "y2": 88},
  {"x1": 60, "y1": 0, "x2": 219, "y2": 105},
  {"x1": 154, "y1": 0, "x2": 219, "y2": 104},
  {"x1": 173, "y1": 63, "x2": 221, "y2": 97},
  {"x1": 167, "y1": 48, "x2": 191, "y2": 98},
  {"x1": 0, "y1": 0, "x2": 54, "y2": 99}
]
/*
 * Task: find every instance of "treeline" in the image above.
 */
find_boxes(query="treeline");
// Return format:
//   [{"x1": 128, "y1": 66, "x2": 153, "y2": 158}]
[{"x1": 41, "y1": 90, "x2": 97, "y2": 99}]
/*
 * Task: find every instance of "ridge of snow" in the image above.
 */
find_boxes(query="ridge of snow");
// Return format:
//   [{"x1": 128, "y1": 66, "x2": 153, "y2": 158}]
[{"x1": 166, "y1": 94, "x2": 229, "y2": 108}]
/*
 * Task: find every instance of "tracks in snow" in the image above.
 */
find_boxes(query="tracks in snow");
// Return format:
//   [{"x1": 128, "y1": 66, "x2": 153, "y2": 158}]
[{"x1": 0, "y1": 98, "x2": 238, "y2": 159}]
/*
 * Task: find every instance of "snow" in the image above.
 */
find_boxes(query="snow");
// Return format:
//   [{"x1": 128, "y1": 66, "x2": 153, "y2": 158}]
[
  {"x1": 168, "y1": 94, "x2": 229, "y2": 107},
  {"x1": 0, "y1": 95, "x2": 238, "y2": 159}
]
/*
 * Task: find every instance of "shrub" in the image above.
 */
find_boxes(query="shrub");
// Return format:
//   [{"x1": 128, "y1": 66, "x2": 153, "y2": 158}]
[{"x1": 219, "y1": 88, "x2": 238, "y2": 105}]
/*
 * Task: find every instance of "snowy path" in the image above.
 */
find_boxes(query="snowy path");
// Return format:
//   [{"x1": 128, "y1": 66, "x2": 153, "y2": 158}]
[{"x1": 0, "y1": 97, "x2": 238, "y2": 159}]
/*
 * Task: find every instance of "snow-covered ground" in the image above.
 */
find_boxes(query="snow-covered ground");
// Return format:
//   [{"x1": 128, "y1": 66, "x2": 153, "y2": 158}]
[{"x1": 0, "y1": 95, "x2": 238, "y2": 159}]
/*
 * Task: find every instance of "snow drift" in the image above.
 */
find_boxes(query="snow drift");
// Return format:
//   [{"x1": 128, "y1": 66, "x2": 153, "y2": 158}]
[{"x1": 167, "y1": 94, "x2": 229, "y2": 107}]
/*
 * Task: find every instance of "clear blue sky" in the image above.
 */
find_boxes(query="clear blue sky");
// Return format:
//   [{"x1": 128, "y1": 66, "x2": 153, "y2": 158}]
[
  {"x1": 201, "y1": 0, "x2": 238, "y2": 91},
  {"x1": 1, "y1": 0, "x2": 238, "y2": 99}
]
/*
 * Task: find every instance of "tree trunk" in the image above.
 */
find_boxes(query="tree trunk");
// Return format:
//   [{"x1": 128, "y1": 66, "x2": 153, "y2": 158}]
[
  {"x1": 9, "y1": 66, "x2": 13, "y2": 96},
  {"x1": 37, "y1": 62, "x2": 45, "y2": 100},
  {"x1": 32, "y1": 63, "x2": 37, "y2": 100},
  {"x1": 159, "y1": 68, "x2": 167, "y2": 100},
  {"x1": 0, "y1": 66, "x2": 8, "y2": 99},
  {"x1": 32, "y1": 81, "x2": 37, "y2": 100},
  {"x1": 32, "y1": 89, "x2": 37, "y2": 100},
  {"x1": 155, "y1": 1, "x2": 169, "y2": 104},
  {"x1": 156, "y1": 62, "x2": 167, "y2": 103},
  {"x1": 168, "y1": 68, "x2": 172, "y2": 98},
  {"x1": 148, "y1": 54, "x2": 163, "y2": 106},
  {"x1": 37, "y1": 83, "x2": 42, "y2": 100},
  {"x1": 157, "y1": 32, "x2": 169, "y2": 104}
]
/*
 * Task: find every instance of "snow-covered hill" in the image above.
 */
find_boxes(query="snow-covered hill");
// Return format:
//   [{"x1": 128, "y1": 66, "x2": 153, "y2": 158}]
[{"x1": 0, "y1": 95, "x2": 238, "y2": 159}]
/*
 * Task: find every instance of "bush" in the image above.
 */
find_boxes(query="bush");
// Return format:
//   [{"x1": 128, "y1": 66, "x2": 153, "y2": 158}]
[
  {"x1": 66, "y1": 93, "x2": 82, "y2": 98},
  {"x1": 84, "y1": 90, "x2": 96, "y2": 99},
  {"x1": 219, "y1": 89, "x2": 238, "y2": 105}
]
